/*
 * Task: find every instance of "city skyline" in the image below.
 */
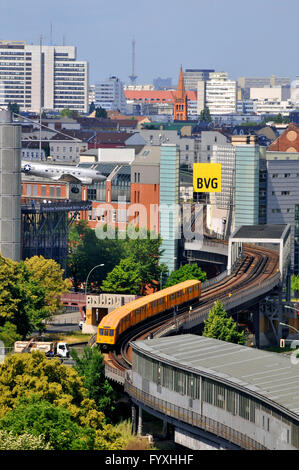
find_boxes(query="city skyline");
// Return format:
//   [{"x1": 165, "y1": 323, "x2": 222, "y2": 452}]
[{"x1": 1, "y1": 0, "x2": 298, "y2": 85}]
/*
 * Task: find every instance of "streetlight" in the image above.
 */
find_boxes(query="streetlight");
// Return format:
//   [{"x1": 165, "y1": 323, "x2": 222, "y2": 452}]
[{"x1": 85, "y1": 264, "x2": 105, "y2": 298}]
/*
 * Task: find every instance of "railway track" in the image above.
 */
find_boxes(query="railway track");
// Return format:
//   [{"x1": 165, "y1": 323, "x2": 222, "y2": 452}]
[{"x1": 105, "y1": 243, "x2": 279, "y2": 375}]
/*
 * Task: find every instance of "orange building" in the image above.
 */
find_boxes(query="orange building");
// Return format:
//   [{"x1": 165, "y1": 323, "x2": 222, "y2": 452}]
[
  {"x1": 173, "y1": 66, "x2": 188, "y2": 121},
  {"x1": 268, "y1": 123, "x2": 299, "y2": 152}
]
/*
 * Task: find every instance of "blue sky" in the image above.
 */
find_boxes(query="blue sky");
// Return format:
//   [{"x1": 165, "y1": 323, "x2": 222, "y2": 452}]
[{"x1": 1, "y1": 0, "x2": 298, "y2": 85}]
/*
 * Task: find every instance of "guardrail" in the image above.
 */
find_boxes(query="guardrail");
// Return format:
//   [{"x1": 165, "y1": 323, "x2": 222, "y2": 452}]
[
  {"x1": 153, "y1": 270, "x2": 281, "y2": 339},
  {"x1": 105, "y1": 363, "x2": 125, "y2": 384},
  {"x1": 124, "y1": 381, "x2": 266, "y2": 450}
]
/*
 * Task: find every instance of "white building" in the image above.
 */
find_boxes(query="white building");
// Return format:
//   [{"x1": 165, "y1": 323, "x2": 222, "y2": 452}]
[
  {"x1": 197, "y1": 77, "x2": 237, "y2": 115},
  {"x1": 88, "y1": 84, "x2": 95, "y2": 105},
  {"x1": 0, "y1": 40, "x2": 88, "y2": 113},
  {"x1": 95, "y1": 76, "x2": 127, "y2": 114},
  {"x1": 253, "y1": 99, "x2": 295, "y2": 116},
  {"x1": 250, "y1": 86, "x2": 290, "y2": 101}
]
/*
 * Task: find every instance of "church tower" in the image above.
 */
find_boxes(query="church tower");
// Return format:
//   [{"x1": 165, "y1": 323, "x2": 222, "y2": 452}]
[{"x1": 173, "y1": 66, "x2": 188, "y2": 121}]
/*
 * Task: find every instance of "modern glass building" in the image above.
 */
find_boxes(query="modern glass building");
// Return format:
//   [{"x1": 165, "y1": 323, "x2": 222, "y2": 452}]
[
  {"x1": 235, "y1": 145, "x2": 260, "y2": 229},
  {"x1": 159, "y1": 144, "x2": 180, "y2": 274}
]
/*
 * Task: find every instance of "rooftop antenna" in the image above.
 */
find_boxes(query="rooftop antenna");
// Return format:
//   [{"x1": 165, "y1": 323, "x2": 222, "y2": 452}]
[{"x1": 129, "y1": 38, "x2": 137, "y2": 85}]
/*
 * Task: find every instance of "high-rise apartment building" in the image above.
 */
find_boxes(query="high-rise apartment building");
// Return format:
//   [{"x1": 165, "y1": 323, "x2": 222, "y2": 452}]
[
  {"x1": 95, "y1": 76, "x2": 127, "y2": 114},
  {"x1": 0, "y1": 40, "x2": 88, "y2": 113}
]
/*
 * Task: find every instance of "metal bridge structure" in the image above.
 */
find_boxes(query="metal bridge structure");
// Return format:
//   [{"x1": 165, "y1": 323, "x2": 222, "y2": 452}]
[{"x1": 21, "y1": 200, "x2": 92, "y2": 270}]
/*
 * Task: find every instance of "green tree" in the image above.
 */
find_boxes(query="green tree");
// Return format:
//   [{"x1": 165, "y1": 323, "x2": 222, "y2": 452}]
[
  {"x1": 7, "y1": 102, "x2": 20, "y2": 115},
  {"x1": 165, "y1": 263, "x2": 207, "y2": 288},
  {"x1": 101, "y1": 257, "x2": 142, "y2": 294},
  {"x1": 0, "y1": 397, "x2": 94, "y2": 450},
  {"x1": 67, "y1": 221, "x2": 125, "y2": 291},
  {"x1": 0, "y1": 322, "x2": 21, "y2": 348},
  {"x1": 89, "y1": 102, "x2": 96, "y2": 114},
  {"x1": 199, "y1": 106, "x2": 212, "y2": 123},
  {"x1": 60, "y1": 108, "x2": 78, "y2": 119},
  {"x1": 291, "y1": 274, "x2": 299, "y2": 298},
  {"x1": 0, "y1": 351, "x2": 125, "y2": 450},
  {"x1": 24, "y1": 256, "x2": 71, "y2": 314},
  {"x1": 123, "y1": 230, "x2": 167, "y2": 292},
  {"x1": 95, "y1": 107, "x2": 107, "y2": 119},
  {"x1": 0, "y1": 255, "x2": 52, "y2": 337},
  {"x1": 203, "y1": 300, "x2": 245, "y2": 344},
  {"x1": 71, "y1": 346, "x2": 115, "y2": 418}
]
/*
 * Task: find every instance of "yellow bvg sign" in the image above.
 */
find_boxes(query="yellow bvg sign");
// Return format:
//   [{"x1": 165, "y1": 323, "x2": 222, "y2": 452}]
[{"x1": 193, "y1": 163, "x2": 222, "y2": 192}]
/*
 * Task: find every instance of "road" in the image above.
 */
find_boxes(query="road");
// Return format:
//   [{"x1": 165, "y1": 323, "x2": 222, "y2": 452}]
[{"x1": 43, "y1": 310, "x2": 82, "y2": 334}]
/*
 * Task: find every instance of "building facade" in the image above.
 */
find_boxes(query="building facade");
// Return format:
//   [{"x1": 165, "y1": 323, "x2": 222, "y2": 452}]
[
  {"x1": 95, "y1": 76, "x2": 127, "y2": 114},
  {"x1": 198, "y1": 78, "x2": 237, "y2": 115},
  {"x1": 0, "y1": 40, "x2": 88, "y2": 113}
]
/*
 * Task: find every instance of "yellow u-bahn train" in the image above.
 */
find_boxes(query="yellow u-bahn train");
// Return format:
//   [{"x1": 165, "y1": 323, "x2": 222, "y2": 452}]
[{"x1": 96, "y1": 279, "x2": 201, "y2": 349}]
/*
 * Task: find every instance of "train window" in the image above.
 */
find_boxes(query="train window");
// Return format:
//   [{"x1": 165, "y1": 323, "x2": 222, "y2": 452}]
[
  {"x1": 109, "y1": 330, "x2": 114, "y2": 336},
  {"x1": 171, "y1": 294, "x2": 175, "y2": 300},
  {"x1": 189, "y1": 288, "x2": 192, "y2": 293},
  {"x1": 99, "y1": 329, "x2": 104, "y2": 335},
  {"x1": 136, "y1": 309, "x2": 140, "y2": 315},
  {"x1": 104, "y1": 330, "x2": 109, "y2": 336},
  {"x1": 153, "y1": 301, "x2": 157, "y2": 307},
  {"x1": 177, "y1": 291, "x2": 181, "y2": 297}
]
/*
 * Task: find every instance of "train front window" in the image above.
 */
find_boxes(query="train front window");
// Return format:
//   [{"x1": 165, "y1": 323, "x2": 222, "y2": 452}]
[
  {"x1": 99, "y1": 329, "x2": 104, "y2": 335},
  {"x1": 104, "y1": 329, "x2": 109, "y2": 336},
  {"x1": 109, "y1": 330, "x2": 114, "y2": 337}
]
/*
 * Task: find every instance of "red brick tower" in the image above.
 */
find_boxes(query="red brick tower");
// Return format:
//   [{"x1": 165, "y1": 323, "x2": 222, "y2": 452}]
[{"x1": 173, "y1": 66, "x2": 188, "y2": 121}]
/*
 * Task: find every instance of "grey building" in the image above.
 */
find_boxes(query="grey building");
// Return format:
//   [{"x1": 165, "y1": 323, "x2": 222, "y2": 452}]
[
  {"x1": 0, "y1": 111, "x2": 21, "y2": 261},
  {"x1": 139, "y1": 128, "x2": 199, "y2": 169},
  {"x1": 183, "y1": 69, "x2": 215, "y2": 90},
  {"x1": 265, "y1": 152, "x2": 299, "y2": 273},
  {"x1": 199, "y1": 131, "x2": 230, "y2": 163}
]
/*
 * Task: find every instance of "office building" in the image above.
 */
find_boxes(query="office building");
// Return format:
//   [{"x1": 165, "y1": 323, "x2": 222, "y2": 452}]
[
  {"x1": 183, "y1": 69, "x2": 215, "y2": 90},
  {"x1": 95, "y1": 76, "x2": 127, "y2": 114},
  {"x1": 197, "y1": 77, "x2": 237, "y2": 115},
  {"x1": 159, "y1": 144, "x2": 180, "y2": 274},
  {"x1": 0, "y1": 40, "x2": 88, "y2": 113}
]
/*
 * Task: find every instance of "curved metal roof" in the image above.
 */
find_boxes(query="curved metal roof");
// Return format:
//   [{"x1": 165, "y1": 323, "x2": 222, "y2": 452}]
[{"x1": 132, "y1": 334, "x2": 299, "y2": 421}]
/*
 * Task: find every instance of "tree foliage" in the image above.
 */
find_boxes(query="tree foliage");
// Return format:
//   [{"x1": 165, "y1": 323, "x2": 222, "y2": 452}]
[
  {"x1": 67, "y1": 221, "x2": 124, "y2": 290},
  {"x1": 203, "y1": 300, "x2": 245, "y2": 344},
  {"x1": 95, "y1": 107, "x2": 107, "y2": 119},
  {"x1": 0, "y1": 255, "x2": 52, "y2": 337},
  {"x1": 71, "y1": 346, "x2": 115, "y2": 418},
  {"x1": 0, "y1": 322, "x2": 21, "y2": 348},
  {"x1": 60, "y1": 108, "x2": 78, "y2": 119},
  {"x1": 24, "y1": 256, "x2": 71, "y2": 314},
  {"x1": 0, "y1": 351, "x2": 124, "y2": 450},
  {"x1": 7, "y1": 102, "x2": 20, "y2": 115},
  {"x1": 165, "y1": 263, "x2": 207, "y2": 288},
  {"x1": 101, "y1": 257, "x2": 143, "y2": 294},
  {"x1": 68, "y1": 222, "x2": 167, "y2": 294},
  {"x1": 0, "y1": 429, "x2": 52, "y2": 450},
  {"x1": 199, "y1": 106, "x2": 212, "y2": 123},
  {"x1": 291, "y1": 274, "x2": 299, "y2": 298}
]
